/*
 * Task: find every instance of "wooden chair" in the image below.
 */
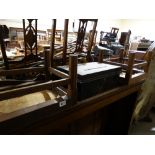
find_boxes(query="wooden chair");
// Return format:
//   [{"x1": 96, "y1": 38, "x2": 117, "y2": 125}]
[
  {"x1": 99, "y1": 27, "x2": 119, "y2": 46},
  {"x1": 119, "y1": 32, "x2": 129, "y2": 46},
  {"x1": 23, "y1": 19, "x2": 44, "y2": 61},
  {"x1": 110, "y1": 27, "x2": 119, "y2": 39},
  {"x1": 0, "y1": 19, "x2": 43, "y2": 70},
  {"x1": 48, "y1": 19, "x2": 69, "y2": 66},
  {"x1": 0, "y1": 53, "x2": 77, "y2": 128},
  {"x1": 101, "y1": 30, "x2": 131, "y2": 60},
  {"x1": 98, "y1": 46, "x2": 152, "y2": 85},
  {"x1": 73, "y1": 19, "x2": 98, "y2": 62},
  {"x1": 47, "y1": 19, "x2": 98, "y2": 66}
]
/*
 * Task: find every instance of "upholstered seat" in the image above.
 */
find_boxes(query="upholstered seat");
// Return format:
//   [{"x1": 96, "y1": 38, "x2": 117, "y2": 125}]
[{"x1": 0, "y1": 90, "x2": 57, "y2": 114}]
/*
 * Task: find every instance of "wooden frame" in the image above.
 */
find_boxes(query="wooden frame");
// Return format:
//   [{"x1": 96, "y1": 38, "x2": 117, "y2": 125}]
[
  {"x1": 49, "y1": 19, "x2": 70, "y2": 66},
  {"x1": 0, "y1": 20, "x2": 45, "y2": 70},
  {"x1": 99, "y1": 27, "x2": 119, "y2": 44},
  {"x1": 0, "y1": 78, "x2": 141, "y2": 134},
  {"x1": 1, "y1": 21, "x2": 77, "y2": 129},
  {"x1": 1, "y1": 20, "x2": 147, "y2": 135},
  {"x1": 98, "y1": 47, "x2": 152, "y2": 85},
  {"x1": 0, "y1": 52, "x2": 77, "y2": 99},
  {"x1": 47, "y1": 19, "x2": 98, "y2": 66},
  {"x1": 0, "y1": 54, "x2": 77, "y2": 125},
  {"x1": 23, "y1": 19, "x2": 38, "y2": 57},
  {"x1": 74, "y1": 19, "x2": 98, "y2": 62}
]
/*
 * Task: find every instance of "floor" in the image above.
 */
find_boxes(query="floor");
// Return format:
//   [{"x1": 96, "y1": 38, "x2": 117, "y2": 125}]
[{"x1": 129, "y1": 108, "x2": 155, "y2": 135}]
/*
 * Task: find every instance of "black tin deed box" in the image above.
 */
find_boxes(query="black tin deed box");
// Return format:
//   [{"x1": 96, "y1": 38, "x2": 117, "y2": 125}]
[{"x1": 58, "y1": 62, "x2": 121, "y2": 101}]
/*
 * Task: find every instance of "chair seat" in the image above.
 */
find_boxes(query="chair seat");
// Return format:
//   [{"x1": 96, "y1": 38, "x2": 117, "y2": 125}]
[{"x1": 0, "y1": 90, "x2": 57, "y2": 114}]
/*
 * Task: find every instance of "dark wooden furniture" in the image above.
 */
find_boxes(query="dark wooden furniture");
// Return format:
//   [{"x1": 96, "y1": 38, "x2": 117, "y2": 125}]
[
  {"x1": 0, "y1": 44, "x2": 148, "y2": 135},
  {"x1": 43, "y1": 19, "x2": 70, "y2": 67},
  {"x1": 58, "y1": 62, "x2": 122, "y2": 101},
  {"x1": 0, "y1": 20, "x2": 43, "y2": 70},
  {"x1": 111, "y1": 27, "x2": 119, "y2": 38},
  {"x1": 97, "y1": 46, "x2": 152, "y2": 85},
  {"x1": 0, "y1": 54, "x2": 78, "y2": 134},
  {"x1": 99, "y1": 28, "x2": 123, "y2": 57},
  {"x1": 119, "y1": 32, "x2": 129, "y2": 46},
  {"x1": 46, "y1": 19, "x2": 98, "y2": 66},
  {"x1": 0, "y1": 21, "x2": 150, "y2": 135},
  {"x1": 74, "y1": 19, "x2": 98, "y2": 62},
  {"x1": 23, "y1": 19, "x2": 38, "y2": 58},
  {"x1": 100, "y1": 27, "x2": 119, "y2": 45},
  {"x1": 0, "y1": 78, "x2": 142, "y2": 134}
]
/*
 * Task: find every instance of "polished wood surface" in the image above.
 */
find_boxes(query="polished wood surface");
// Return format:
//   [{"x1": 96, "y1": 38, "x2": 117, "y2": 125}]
[
  {"x1": 0, "y1": 19, "x2": 149, "y2": 134},
  {"x1": 0, "y1": 54, "x2": 77, "y2": 126},
  {"x1": 0, "y1": 48, "x2": 144, "y2": 134},
  {"x1": 0, "y1": 48, "x2": 146, "y2": 135},
  {"x1": 0, "y1": 79, "x2": 142, "y2": 134}
]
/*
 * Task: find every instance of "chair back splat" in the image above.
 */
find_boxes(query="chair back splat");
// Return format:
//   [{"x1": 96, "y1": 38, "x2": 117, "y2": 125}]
[
  {"x1": 1, "y1": 19, "x2": 43, "y2": 70},
  {"x1": 75, "y1": 19, "x2": 88, "y2": 53},
  {"x1": 23, "y1": 19, "x2": 38, "y2": 60},
  {"x1": 75, "y1": 19, "x2": 98, "y2": 62}
]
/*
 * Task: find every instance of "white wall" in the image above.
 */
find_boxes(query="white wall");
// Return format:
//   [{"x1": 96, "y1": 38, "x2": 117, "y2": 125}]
[
  {"x1": 0, "y1": 19, "x2": 76, "y2": 32},
  {"x1": 96, "y1": 19, "x2": 122, "y2": 42},
  {"x1": 120, "y1": 19, "x2": 155, "y2": 41},
  {"x1": 1, "y1": 19, "x2": 155, "y2": 41},
  {"x1": 0, "y1": 19, "x2": 52, "y2": 30},
  {"x1": 0, "y1": 19, "x2": 23, "y2": 28},
  {"x1": 97, "y1": 19, "x2": 155, "y2": 42}
]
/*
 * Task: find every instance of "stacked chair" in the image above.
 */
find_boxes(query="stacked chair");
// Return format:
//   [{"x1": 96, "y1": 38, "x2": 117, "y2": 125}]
[
  {"x1": 97, "y1": 30, "x2": 152, "y2": 85},
  {"x1": 0, "y1": 19, "x2": 78, "y2": 134},
  {"x1": 0, "y1": 20, "x2": 44, "y2": 70}
]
